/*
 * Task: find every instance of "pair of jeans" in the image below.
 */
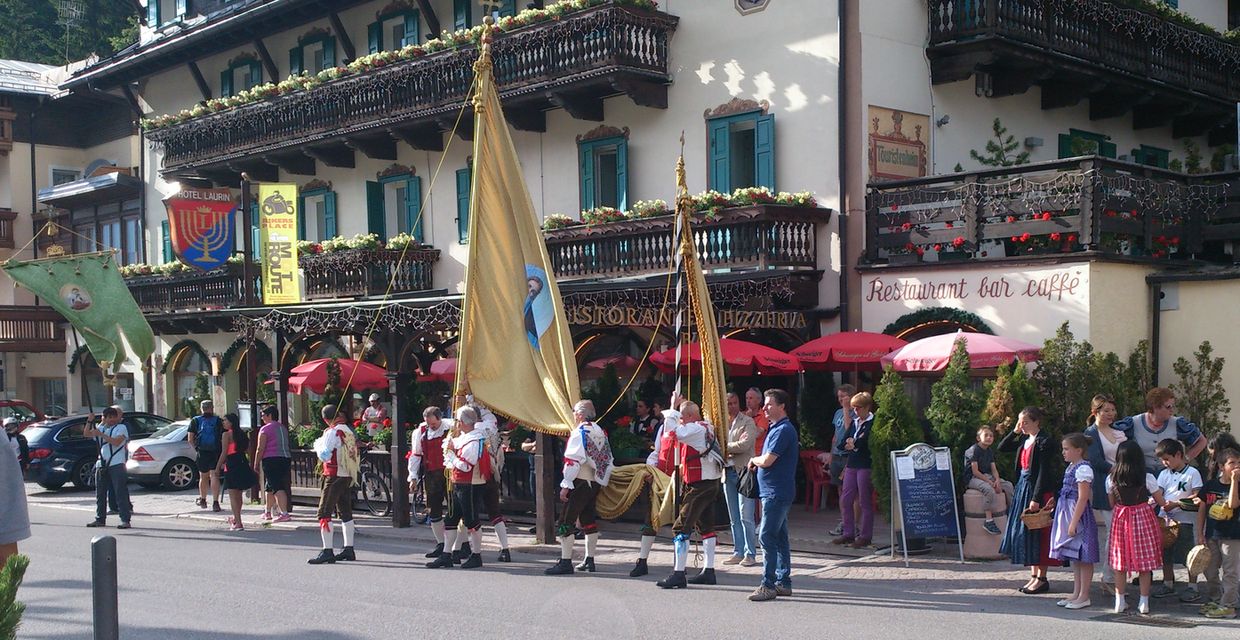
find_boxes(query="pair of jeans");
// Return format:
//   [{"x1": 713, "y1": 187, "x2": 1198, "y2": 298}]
[
  {"x1": 95, "y1": 464, "x2": 131, "y2": 523},
  {"x1": 758, "y1": 497, "x2": 792, "y2": 589},
  {"x1": 840, "y1": 466, "x2": 874, "y2": 540},
  {"x1": 723, "y1": 467, "x2": 758, "y2": 558}
]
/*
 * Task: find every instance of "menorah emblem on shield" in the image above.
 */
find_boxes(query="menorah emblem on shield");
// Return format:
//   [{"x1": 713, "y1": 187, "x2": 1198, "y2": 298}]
[{"x1": 186, "y1": 205, "x2": 230, "y2": 264}]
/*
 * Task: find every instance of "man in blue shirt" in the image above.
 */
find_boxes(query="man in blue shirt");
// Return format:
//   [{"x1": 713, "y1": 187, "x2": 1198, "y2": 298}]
[{"x1": 747, "y1": 388, "x2": 799, "y2": 601}]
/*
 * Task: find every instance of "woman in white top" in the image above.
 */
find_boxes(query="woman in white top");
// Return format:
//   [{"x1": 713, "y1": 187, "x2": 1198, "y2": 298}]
[{"x1": 1083, "y1": 394, "x2": 1125, "y2": 585}]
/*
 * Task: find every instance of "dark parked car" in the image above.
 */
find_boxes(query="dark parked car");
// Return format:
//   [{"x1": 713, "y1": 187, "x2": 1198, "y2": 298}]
[{"x1": 23, "y1": 412, "x2": 174, "y2": 490}]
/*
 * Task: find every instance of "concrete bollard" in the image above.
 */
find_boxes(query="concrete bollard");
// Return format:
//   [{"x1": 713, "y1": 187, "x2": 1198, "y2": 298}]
[{"x1": 91, "y1": 535, "x2": 118, "y2": 640}]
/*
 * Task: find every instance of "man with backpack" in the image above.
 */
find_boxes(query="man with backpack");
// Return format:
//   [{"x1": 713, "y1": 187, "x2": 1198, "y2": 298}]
[{"x1": 188, "y1": 400, "x2": 223, "y2": 512}]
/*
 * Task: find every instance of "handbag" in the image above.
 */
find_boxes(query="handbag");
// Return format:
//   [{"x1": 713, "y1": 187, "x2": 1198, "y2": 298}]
[{"x1": 736, "y1": 465, "x2": 759, "y2": 499}]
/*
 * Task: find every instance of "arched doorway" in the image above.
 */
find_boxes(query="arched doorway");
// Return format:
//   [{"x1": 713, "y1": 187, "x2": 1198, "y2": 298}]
[
  {"x1": 882, "y1": 308, "x2": 995, "y2": 342},
  {"x1": 164, "y1": 341, "x2": 210, "y2": 419}
]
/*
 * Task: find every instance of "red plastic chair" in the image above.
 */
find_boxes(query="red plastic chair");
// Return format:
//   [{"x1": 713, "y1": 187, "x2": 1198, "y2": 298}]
[{"x1": 800, "y1": 451, "x2": 832, "y2": 512}]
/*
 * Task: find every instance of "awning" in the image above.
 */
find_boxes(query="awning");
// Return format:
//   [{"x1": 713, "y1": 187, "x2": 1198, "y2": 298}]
[{"x1": 37, "y1": 172, "x2": 142, "y2": 209}]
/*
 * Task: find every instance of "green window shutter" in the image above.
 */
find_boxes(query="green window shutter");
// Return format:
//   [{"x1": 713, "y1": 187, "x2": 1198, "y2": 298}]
[
  {"x1": 708, "y1": 118, "x2": 731, "y2": 192},
  {"x1": 220, "y1": 69, "x2": 233, "y2": 97},
  {"x1": 500, "y1": 0, "x2": 516, "y2": 17},
  {"x1": 579, "y1": 142, "x2": 595, "y2": 210},
  {"x1": 367, "y1": 22, "x2": 381, "y2": 54},
  {"x1": 456, "y1": 167, "x2": 471, "y2": 244},
  {"x1": 251, "y1": 202, "x2": 261, "y2": 261},
  {"x1": 615, "y1": 140, "x2": 628, "y2": 211},
  {"x1": 289, "y1": 46, "x2": 303, "y2": 76},
  {"x1": 323, "y1": 37, "x2": 336, "y2": 67},
  {"x1": 404, "y1": 12, "x2": 420, "y2": 46},
  {"x1": 296, "y1": 194, "x2": 306, "y2": 240},
  {"x1": 161, "y1": 220, "x2": 172, "y2": 262},
  {"x1": 148, "y1": 0, "x2": 160, "y2": 25},
  {"x1": 1057, "y1": 133, "x2": 1073, "y2": 159},
  {"x1": 366, "y1": 180, "x2": 385, "y2": 236},
  {"x1": 405, "y1": 176, "x2": 423, "y2": 243},
  {"x1": 249, "y1": 62, "x2": 262, "y2": 88},
  {"x1": 1100, "y1": 140, "x2": 1117, "y2": 159},
  {"x1": 323, "y1": 192, "x2": 337, "y2": 238},
  {"x1": 454, "y1": 0, "x2": 472, "y2": 30},
  {"x1": 754, "y1": 114, "x2": 775, "y2": 190}
]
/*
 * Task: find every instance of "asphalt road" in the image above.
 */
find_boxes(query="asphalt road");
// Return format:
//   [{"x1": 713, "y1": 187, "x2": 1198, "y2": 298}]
[{"x1": 14, "y1": 504, "x2": 1240, "y2": 639}]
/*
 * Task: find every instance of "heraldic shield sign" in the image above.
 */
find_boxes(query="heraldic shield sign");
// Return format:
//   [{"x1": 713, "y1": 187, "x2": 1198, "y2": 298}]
[{"x1": 164, "y1": 187, "x2": 236, "y2": 271}]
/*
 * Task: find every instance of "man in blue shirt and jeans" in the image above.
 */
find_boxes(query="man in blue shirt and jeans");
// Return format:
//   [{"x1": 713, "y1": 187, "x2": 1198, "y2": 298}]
[{"x1": 748, "y1": 388, "x2": 799, "y2": 601}]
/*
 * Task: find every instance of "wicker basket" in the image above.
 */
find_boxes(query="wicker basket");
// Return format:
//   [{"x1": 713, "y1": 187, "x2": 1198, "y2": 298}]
[
  {"x1": 1161, "y1": 519, "x2": 1181, "y2": 548},
  {"x1": 1020, "y1": 508, "x2": 1053, "y2": 530}
]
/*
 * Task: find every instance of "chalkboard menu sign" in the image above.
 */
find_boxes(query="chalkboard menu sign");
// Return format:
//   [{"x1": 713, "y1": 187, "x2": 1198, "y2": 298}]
[{"x1": 889, "y1": 443, "x2": 963, "y2": 564}]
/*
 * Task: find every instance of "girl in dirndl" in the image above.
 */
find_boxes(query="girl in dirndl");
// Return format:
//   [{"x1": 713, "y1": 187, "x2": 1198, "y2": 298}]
[
  {"x1": 999, "y1": 406, "x2": 1063, "y2": 594},
  {"x1": 1049, "y1": 433, "x2": 1099, "y2": 610},
  {"x1": 1107, "y1": 439, "x2": 1171, "y2": 615}
]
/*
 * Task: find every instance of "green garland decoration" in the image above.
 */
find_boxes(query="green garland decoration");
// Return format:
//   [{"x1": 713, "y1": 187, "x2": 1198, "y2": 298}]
[
  {"x1": 159, "y1": 339, "x2": 210, "y2": 374},
  {"x1": 220, "y1": 338, "x2": 274, "y2": 372},
  {"x1": 883, "y1": 308, "x2": 995, "y2": 340},
  {"x1": 66, "y1": 343, "x2": 91, "y2": 374}
]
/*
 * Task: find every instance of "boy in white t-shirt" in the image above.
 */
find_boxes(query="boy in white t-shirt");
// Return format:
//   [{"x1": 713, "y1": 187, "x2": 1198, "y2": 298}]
[{"x1": 1155, "y1": 438, "x2": 1204, "y2": 600}]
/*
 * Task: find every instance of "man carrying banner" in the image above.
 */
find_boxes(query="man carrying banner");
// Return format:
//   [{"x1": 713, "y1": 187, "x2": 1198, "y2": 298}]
[
  {"x1": 546, "y1": 400, "x2": 614, "y2": 575},
  {"x1": 656, "y1": 392, "x2": 725, "y2": 589},
  {"x1": 408, "y1": 406, "x2": 450, "y2": 558},
  {"x1": 452, "y1": 390, "x2": 512, "y2": 563},
  {"x1": 427, "y1": 406, "x2": 488, "y2": 570}
]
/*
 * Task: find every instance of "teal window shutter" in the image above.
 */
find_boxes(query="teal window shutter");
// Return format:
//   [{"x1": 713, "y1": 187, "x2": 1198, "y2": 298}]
[
  {"x1": 367, "y1": 22, "x2": 381, "y2": 54},
  {"x1": 754, "y1": 113, "x2": 775, "y2": 190},
  {"x1": 220, "y1": 69, "x2": 233, "y2": 97},
  {"x1": 1100, "y1": 140, "x2": 1117, "y2": 159},
  {"x1": 708, "y1": 118, "x2": 731, "y2": 192},
  {"x1": 454, "y1": 0, "x2": 472, "y2": 30},
  {"x1": 148, "y1": 0, "x2": 160, "y2": 25},
  {"x1": 404, "y1": 12, "x2": 420, "y2": 46},
  {"x1": 296, "y1": 194, "x2": 307, "y2": 240},
  {"x1": 251, "y1": 202, "x2": 261, "y2": 261},
  {"x1": 323, "y1": 37, "x2": 336, "y2": 67},
  {"x1": 289, "y1": 46, "x2": 303, "y2": 76},
  {"x1": 248, "y1": 62, "x2": 262, "y2": 88},
  {"x1": 405, "y1": 176, "x2": 423, "y2": 243},
  {"x1": 456, "y1": 167, "x2": 471, "y2": 244},
  {"x1": 1057, "y1": 133, "x2": 1073, "y2": 159},
  {"x1": 161, "y1": 220, "x2": 172, "y2": 263},
  {"x1": 579, "y1": 142, "x2": 595, "y2": 210},
  {"x1": 176, "y1": 0, "x2": 188, "y2": 18},
  {"x1": 366, "y1": 180, "x2": 385, "y2": 236},
  {"x1": 615, "y1": 140, "x2": 628, "y2": 211},
  {"x1": 323, "y1": 191, "x2": 337, "y2": 238}
]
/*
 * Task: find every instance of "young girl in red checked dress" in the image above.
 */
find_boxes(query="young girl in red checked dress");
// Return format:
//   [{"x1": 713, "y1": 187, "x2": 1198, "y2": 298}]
[{"x1": 1107, "y1": 440, "x2": 1171, "y2": 614}]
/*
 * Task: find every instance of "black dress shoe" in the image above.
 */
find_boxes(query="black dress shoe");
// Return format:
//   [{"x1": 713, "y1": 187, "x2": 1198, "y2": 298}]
[
  {"x1": 452, "y1": 542, "x2": 472, "y2": 562},
  {"x1": 497, "y1": 549, "x2": 512, "y2": 563},
  {"x1": 333, "y1": 546, "x2": 356, "y2": 562},
  {"x1": 425, "y1": 553, "x2": 453, "y2": 569},
  {"x1": 576, "y1": 557, "x2": 596, "y2": 573},
  {"x1": 629, "y1": 559, "x2": 649, "y2": 577},
  {"x1": 544, "y1": 559, "x2": 574, "y2": 575},
  {"x1": 656, "y1": 570, "x2": 687, "y2": 589},
  {"x1": 687, "y1": 568, "x2": 716, "y2": 585},
  {"x1": 459, "y1": 553, "x2": 483, "y2": 569},
  {"x1": 308, "y1": 549, "x2": 336, "y2": 565},
  {"x1": 425, "y1": 543, "x2": 444, "y2": 558}
]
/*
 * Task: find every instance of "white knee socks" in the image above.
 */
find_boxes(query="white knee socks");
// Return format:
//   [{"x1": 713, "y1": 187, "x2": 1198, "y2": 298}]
[
  {"x1": 468, "y1": 528, "x2": 482, "y2": 552},
  {"x1": 560, "y1": 535, "x2": 574, "y2": 560},
  {"x1": 342, "y1": 520, "x2": 355, "y2": 547},
  {"x1": 443, "y1": 527, "x2": 458, "y2": 554},
  {"x1": 494, "y1": 520, "x2": 509, "y2": 549},
  {"x1": 320, "y1": 521, "x2": 334, "y2": 549},
  {"x1": 673, "y1": 536, "x2": 688, "y2": 572},
  {"x1": 638, "y1": 535, "x2": 655, "y2": 560},
  {"x1": 585, "y1": 532, "x2": 599, "y2": 558},
  {"x1": 431, "y1": 520, "x2": 445, "y2": 544},
  {"x1": 704, "y1": 537, "x2": 716, "y2": 569}
]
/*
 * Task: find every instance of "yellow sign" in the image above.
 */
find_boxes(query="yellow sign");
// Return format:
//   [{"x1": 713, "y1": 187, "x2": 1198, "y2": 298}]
[{"x1": 258, "y1": 183, "x2": 301, "y2": 305}]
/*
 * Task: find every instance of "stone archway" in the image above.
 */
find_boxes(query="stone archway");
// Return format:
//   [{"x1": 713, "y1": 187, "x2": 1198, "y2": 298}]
[{"x1": 164, "y1": 340, "x2": 210, "y2": 419}]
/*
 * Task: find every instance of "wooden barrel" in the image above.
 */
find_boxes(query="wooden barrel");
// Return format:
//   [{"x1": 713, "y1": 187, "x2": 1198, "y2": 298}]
[{"x1": 962, "y1": 487, "x2": 1009, "y2": 560}]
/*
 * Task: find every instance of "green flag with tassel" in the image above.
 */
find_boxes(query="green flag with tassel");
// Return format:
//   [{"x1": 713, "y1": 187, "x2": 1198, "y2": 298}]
[{"x1": 2, "y1": 251, "x2": 154, "y2": 371}]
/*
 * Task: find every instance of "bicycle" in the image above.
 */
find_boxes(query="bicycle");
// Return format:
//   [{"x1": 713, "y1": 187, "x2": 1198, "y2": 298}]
[{"x1": 355, "y1": 455, "x2": 392, "y2": 517}]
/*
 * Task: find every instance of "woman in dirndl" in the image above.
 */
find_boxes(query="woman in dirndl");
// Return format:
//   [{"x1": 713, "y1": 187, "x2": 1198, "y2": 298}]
[
  {"x1": 999, "y1": 406, "x2": 1063, "y2": 594},
  {"x1": 1106, "y1": 439, "x2": 1170, "y2": 615}
]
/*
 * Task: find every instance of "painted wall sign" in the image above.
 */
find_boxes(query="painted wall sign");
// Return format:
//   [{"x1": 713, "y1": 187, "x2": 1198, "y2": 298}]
[
  {"x1": 868, "y1": 106, "x2": 929, "y2": 181},
  {"x1": 567, "y1": 305, "x2": 807, "y2": 330}
]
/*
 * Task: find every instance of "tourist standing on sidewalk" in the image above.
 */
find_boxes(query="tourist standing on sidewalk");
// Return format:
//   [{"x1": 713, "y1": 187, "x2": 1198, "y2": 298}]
[
  {"x1": 85, "y1": 407, "x2": 131, "y2": 529},
  {"x1": 1107, "y1": 440, "x2": 1172, "y2": 614},
  {"x1": 723, "y1": 392, "x2": 758, "y2": 567},
  {"x1": 1048, "y1": 433, "x2": 1099, "y2": 610},
  {"x1": 308, "y1": 405, "x2": 360, "y2": 565},
  {"x1": 748, "y1": 388, "x2": 798, "y2": 602},
  {"x1": 216, "y1": 413, "x2": 258, "y2": 531},
  {"x1": 1083, "y1": 394, "x2": 1125, "y2": 587},
  {"x1": 834, "y1": 392, "x2": 876, "y2": 549},
  {"x1": 816, "y1": 384, "x2": 855, "y2": 537},
  {"x1": 999, "y1": 406, "x2": 1060, "y2": 595},
  {"x1": 188, "y1": 400, "x2": 223, "y2": 512},
  {"x1": 1, "y1": 419, "x2": 31, "y2": 566},
  {"x1": 253, "y1": 406, "x2": 292, "y2": 523}
]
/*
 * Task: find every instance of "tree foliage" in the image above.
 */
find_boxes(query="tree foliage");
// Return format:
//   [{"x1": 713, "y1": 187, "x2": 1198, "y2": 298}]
[
  {"x1": 1032, "y1": 323, "x2": 1097, "y2": 433},
  {"x1": 871, "y1": 368, "x2": 923, "y2": 520},
  {"x1": 584, "y1": 363, "x2": 631, "y2": 432},
  {"x1": 0, "y1": 1, "x2": 139, "y2": 64},
  {"x1": 0, "y1": 554, "x2": 29, "y2": 640},
  {"x1": 926, "y1": 338, "x2": 983, "y2": 470},
  {"x1": 1170, "y1": 341, "x2": 1231, "y2": 439},
  {"x1": 969, "y1": 117, "x2": 1030, "y2": 167}
]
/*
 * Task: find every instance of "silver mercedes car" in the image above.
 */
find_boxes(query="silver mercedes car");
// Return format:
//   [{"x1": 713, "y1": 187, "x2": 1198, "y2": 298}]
[{"x1": 126, "y1": 420, "x2": 199, "y2": 491}]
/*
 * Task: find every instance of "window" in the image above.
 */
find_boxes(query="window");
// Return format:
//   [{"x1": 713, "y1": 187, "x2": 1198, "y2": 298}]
[
  {"x1": 456, "y1": 165, "x2": 471, "y2": 244},
  {"x1": 489, "y1": 0, "x2": 516, "y2": 19},
  {"x1": 1132, "y1": 145, "x2": 1170, "y2": 169},
  {"x1": 220, "y1": 59, "x2": 262, "y2": 98},
  {"x1": 176, "y1": 0, "x2": 189, "y2": 20},
  {"x1": 707, "y1": 111, "x2": 775, "y2": 192},
  {"x1": 30, "y1": 378, "x2": 66, "y2": 417},
  {"x1": 51, "y1": 168, "x2": 80, "y2": 185},
  {"x1": 454, "y1": 0, "x2": 472, "y2": 30},
  {"x1": 578, "y1": 136, "x2": 628, "y2": 211},
  {"x1": 298, "y1": 188, "x2": 337, "y2": 241},
  {"x1": 368, "y1": 11, "x2": 419, "y2": 53},
  {"x1": 1057, "y1": 128, "x2": 1116, "y2": 159},
  {"x1": 368, "y1": 175, "x2": 423, "y2": 242},
  {"x1": 147, "y1": 0, "x2": 160, "y2": 26},
  {"x1": 290, "y1": 34, "x2": 336, "y2": 76}
]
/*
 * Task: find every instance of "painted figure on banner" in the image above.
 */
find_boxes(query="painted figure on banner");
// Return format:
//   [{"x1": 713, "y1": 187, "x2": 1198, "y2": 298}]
[
  {"x1": 164, "y1": 188, "x2": 237, "y2": 271},
  {"x1": 524, "y1": 266, "x2": 552, "y2": 350}
]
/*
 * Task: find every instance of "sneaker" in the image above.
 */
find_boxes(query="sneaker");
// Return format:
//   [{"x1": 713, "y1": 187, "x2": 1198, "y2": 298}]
[
  {"x1": 775, "y1": 584, "x2": 792, "y2": 597},
  {"x1": 740, "y1": 556, "x2": 759, "y2": 567},
  {"x1": 1180, "y1": 586, "x2": 1202, "y2": 603},
  {"x1": 1203, "y1": 605, "x2": 1236, "y2": 619},
  {"x1": 86, "y1": 520, "x2": 106, "y2": 528},
  {"x1": 1151, "y1": 583, "x2": 1177, "y2": 598},
  {"x1": 273, "y1": 513, "x2": 292, "y2": 523},
  {"x1": 229, "y1": 524, "x2": 244, "y2": 532},
  {"x1": 982, "y1": 519, "x2": 1002, "y2": 535},
  {"x1": 261, "y1": 512, "x2": 273, "y2": 521},
  {"x1": 1199, "y1": 601, "x2": 1222, "y2": 615},
  {"x1": 749, "y1": 585, "x2": 778, "y2": 601},
  {"x1": 195, "y1": 497, "x2": 206, "y2": 508},
  {"x1": 828, "y1": 525, "x2": 843, "y2": 536},
  {"x1": 723, "y1": 556, "x2": 743, "y2": 565},
  {"x1": 831, "y1": 535, "x2": 854, "y2": 545},
  {"x1": 116, "y1": 522, "x2": 131, "y2": 530}
]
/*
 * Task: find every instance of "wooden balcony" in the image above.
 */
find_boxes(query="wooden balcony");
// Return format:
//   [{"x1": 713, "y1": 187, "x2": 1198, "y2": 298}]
[
  {"x1": 0, "y1": 306, "x2": 65, "y2": 352},
  {"x1": 865, "y1": 156, "x2": 1240, "y2": 266},
  {"x1": 0, "y1": 208, "x2": 15, "y2": 249},
  {"x1": 928, "y1": 0, "x2": 1239, "y2": 144},
  {"x1": 545, "y1": 204, "x2": 827, "y2": 280},
  {"x1": 147, "y1": 3, "x2": 677, "y2": 180}
]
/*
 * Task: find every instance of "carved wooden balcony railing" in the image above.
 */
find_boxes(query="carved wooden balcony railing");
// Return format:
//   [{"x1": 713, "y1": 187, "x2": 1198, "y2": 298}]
[
  {"x1": 147, "y1": 4, "x2": 677, "y2": 174},
  {"x1": 544, "y1": 205, "x2": 828, "y2": 279},
  {"x1": 126, "y1": 264, "x2": 251, "y2": 313},
  {"x1": 0, "y1": 306, "x2": 65, "y2": 352},
  {"x1": 0, "y1": 209, "x2": 15, "y2": 249},
  {"x1": 866, "y1": 156, "x2": 1240, "y2": 265},
  {"x1": 301, "y1": 248, "x2": 440, "y2": 300}
]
